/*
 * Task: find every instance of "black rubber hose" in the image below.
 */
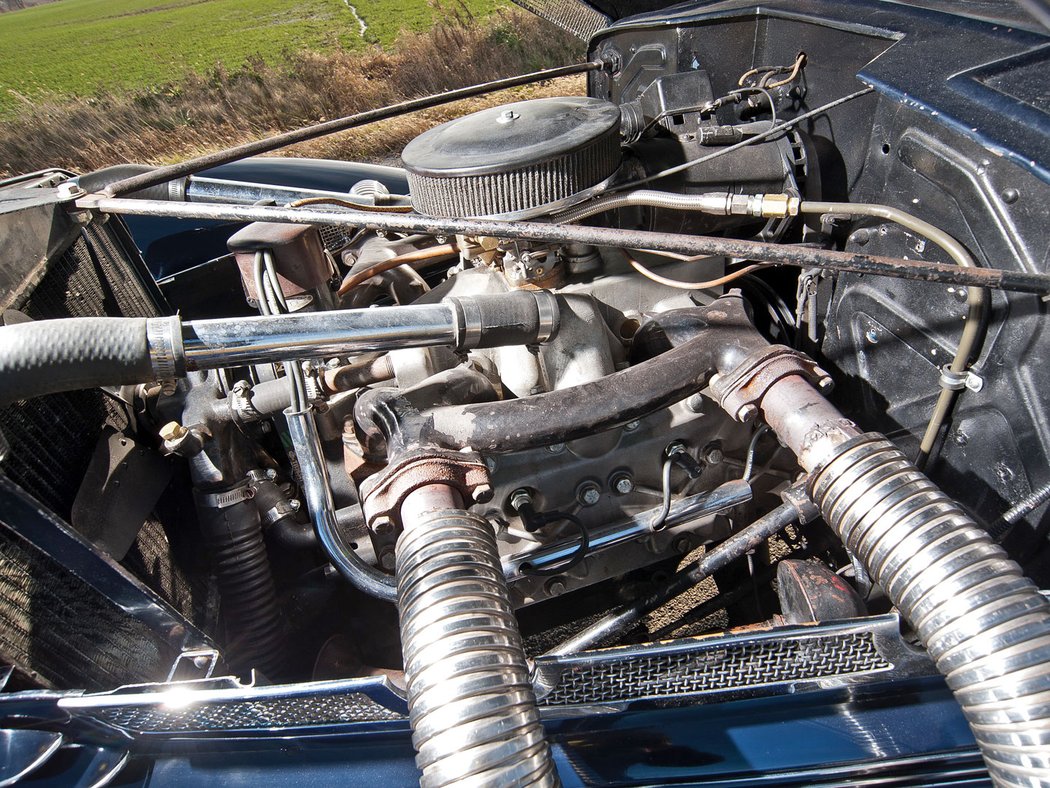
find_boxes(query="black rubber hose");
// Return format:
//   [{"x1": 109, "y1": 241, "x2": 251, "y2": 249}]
[
  {"x1": 0, "y1": 317, "x2": 155, "y2": 405},
  {"x1": 547, "y1": 503, "x2": 799, "y2": 655},
  {"x1": 195, "y1": 491, "x2": 287, "y2": 678},
  {"x1": 356, "y1": 293, "x2": 768, "y2": 455}
]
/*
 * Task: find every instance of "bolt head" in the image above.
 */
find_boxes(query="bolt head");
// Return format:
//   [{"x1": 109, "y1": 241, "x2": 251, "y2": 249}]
[
  {"x1": 578, "y1": 484, "x2": 601, "y2": 506},
  {"x1": 232, "y1": 380, "x2": 251, "y2": 394},
  {"x1": 473, "y1": 483, "x2": 494, "y2": 504},
  {"x1": 613, "y1": 475, "x2": 634, "y2": 495},
  {"x1": 817, "y1": 376, "x2": 834, "y2": 393},
  {"x1": 546, "y1": 442, "x2": 565, "y2": 454},
  {"x1": 546, "y1": 579, "x2": 566, "y2": 596},
  {"x1": 625, "y1": 420, "x2": 641, "y2": 432},
  {"x1": 736, "y1": 404, "x2": 758, "y2": 423},
  {"x1": 704, "y1": 447, "x2": 724, "y2": 465},
  {"x1": 379, "y1": 552, "x2": 396, "y2": 571},
  {"x1": 372, "y1": 516, "x2": 395, "y2": 536},
  {"x1": 159, "y1": 421, "x2": 187, "y2": 442},
  {"x1": 289, "y1": 499, "x2": 301, "y2": 511},
  {"x1": 685, "y1": 393, "x2": 706, "y2": 414}
]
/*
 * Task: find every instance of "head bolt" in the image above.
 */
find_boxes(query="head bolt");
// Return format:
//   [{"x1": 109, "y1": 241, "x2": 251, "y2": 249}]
[
  {"x1": 577, "y1": 482, "x2": 601, "y2": 507},
  {"x1": 703, "y1": 446, "x2": 725, "y2": 465},
  {"x1": 372, "y1": 516, "x2": 395, "y2": 536},
  {"x1": 611, "y1": 472, "x2": 634, "y2": 495},
  {"x1": 473, "y1": 483, "x2": 494, "y2": 504}
]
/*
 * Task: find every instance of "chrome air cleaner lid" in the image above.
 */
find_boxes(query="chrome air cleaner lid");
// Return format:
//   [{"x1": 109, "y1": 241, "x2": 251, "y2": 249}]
[{"x1": 401, "y1": 96, "x2": 621, "y2": 219}]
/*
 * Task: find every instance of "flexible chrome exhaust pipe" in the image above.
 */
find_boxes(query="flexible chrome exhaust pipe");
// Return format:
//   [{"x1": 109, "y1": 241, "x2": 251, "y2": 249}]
[
  {"x1": 754, "y1": 375, "x2": 1050, "y2": 786},
  {"x1": 396, "y1": 484, "x2": 559, "y2": 787}
]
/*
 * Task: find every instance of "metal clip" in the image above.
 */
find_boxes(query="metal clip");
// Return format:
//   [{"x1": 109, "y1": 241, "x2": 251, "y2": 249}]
[
  {"x1": 938, "y1": 366, "x2": 983, "y2": 393},
  {"x1": 166, "y1": 648, "x2": 220, "y2": 682}
]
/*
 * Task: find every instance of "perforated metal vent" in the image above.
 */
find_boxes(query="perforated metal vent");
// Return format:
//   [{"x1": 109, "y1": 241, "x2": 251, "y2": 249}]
[{"x1": 402, "y1": 96, "x2": 621, "y2": 218}]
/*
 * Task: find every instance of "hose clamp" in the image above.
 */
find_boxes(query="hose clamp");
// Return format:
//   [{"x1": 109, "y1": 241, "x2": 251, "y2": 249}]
[
  {"x1": 146, "y1": 316, "x2": 185, "y2": 394},
  {"x1": 447, "y1": 298, "x2": 483, "y2": 351},
  {"x1": 531, "y1": 290, "x2": 560, "y2": 344},
  {"x1": 197, "y1": 483, "x2": 254, "y2": 510}
]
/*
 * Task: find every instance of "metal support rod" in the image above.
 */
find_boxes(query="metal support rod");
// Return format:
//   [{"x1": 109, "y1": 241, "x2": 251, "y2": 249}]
[
  {"x1": 81, "y1": 197, "x2": 1050, "y2": 295},
  {"x1": 504, "y1": 479, "x2": 752, "y2": 578},
  {"x1": 100, "y1": 62, "x2": 603, "y2": 197},
  {"x1": 546, "y1": 502, "x2": 800, "y2": 655}
]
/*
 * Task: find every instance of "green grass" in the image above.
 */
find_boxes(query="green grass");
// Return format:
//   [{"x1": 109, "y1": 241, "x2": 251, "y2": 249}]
[{"x1": 0, "y1": 0, "x2": 505, "y2": 116}]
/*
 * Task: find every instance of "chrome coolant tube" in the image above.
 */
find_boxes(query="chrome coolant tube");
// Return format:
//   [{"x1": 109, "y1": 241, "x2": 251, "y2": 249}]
[
  {"x1": 397, "y1": 485, "x2": 559, "y2": 787},
  {"x1": 756, "y1": 377, "x2": 1050, "y2": 786}
]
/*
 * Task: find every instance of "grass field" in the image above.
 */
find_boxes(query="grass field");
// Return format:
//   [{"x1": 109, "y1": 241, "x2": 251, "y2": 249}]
[
  {"x1": 0, "y1": 9, "x2": 583, "y2": 176},
  {"x1": 0, "y1": 0, "x2": 505, "y2": 116}
]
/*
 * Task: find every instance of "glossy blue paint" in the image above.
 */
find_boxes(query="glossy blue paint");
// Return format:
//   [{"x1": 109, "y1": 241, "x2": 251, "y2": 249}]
[{"x1": 124, "y1": 157, "x2": 409, "y2": 280}]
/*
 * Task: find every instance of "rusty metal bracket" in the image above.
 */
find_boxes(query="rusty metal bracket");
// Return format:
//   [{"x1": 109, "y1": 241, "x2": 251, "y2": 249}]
[
  {"x1": 360, "y1": 448, "x2": 491, "y2": 532},
  {"x1": 711, "y1": 345, "x2": 834, "y2": 423}
]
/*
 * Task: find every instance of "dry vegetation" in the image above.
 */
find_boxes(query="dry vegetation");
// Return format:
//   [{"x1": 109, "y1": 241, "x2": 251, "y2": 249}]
[{"x1": 0, "y1": 10, "x2": 584, "y2": 177}]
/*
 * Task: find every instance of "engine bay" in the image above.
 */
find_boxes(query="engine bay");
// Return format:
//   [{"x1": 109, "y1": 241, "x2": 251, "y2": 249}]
[{"x1": 1, "y1": 2, "x2": 1049, "y2": 785}]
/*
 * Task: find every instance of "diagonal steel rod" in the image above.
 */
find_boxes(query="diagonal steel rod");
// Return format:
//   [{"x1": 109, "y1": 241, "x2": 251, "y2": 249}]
[
  {"x1": 81, "y1": 197, "x2": 1050, "y2": 295},
  {"x1": 101, "y1": 61, "x2": 604, "y2": 198}
]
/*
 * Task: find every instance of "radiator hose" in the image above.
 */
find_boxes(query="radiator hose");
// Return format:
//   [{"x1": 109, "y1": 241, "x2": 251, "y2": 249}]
[
  {"x1": 754, "y1": 377, "x2": 1050, "y2": 786},
  {"x1": 396, "y1": 484, "x2": 559, "y2": 787}
]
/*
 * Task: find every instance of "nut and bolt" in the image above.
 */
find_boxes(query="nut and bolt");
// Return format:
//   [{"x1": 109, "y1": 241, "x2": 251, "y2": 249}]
[
  {"x1": 736, "y1": 404, "x2": 759, "y2": 423},
  {"x1": 703, "y1": 445, "x2": 725, "y2": 465},
  {"x1": 576, "y1": 481, "x2": 602, "y2": 507},
  {"x1": 56, "y1": 181, "x2": 84, "y2": 200},
  {"x1": 372, "y1": 516, "x2": 395, "y2": 536},
  {"x1": 611, "y1": 472, "x2": 635, "y2": 496},
  {"x1": 159, "y1": 421, "x2": 188, "y2": 442}
]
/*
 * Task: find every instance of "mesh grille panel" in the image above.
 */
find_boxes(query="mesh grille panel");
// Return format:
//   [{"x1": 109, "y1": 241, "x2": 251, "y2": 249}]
[
  {"x1": 0, "y1": 217, "x2": 209, "y2": 687},
  {"x1": 0, "y1": 525, "x2": 172, "y2": 690},
  {"x1": 511, "y1": 0, "x2": 610, "y2": 39},
  {"x1": 540, "y1": 631, "x2": 891, "y2": 705},
  {"x1": 88, "y1": 692, "x2": 404, "y2": 734}
]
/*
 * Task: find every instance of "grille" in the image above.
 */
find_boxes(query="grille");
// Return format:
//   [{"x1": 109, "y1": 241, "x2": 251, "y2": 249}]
[
  {"x1": 1, "y1": 223, "x2": 157, "y2": 519},
  {"x1": 0, "y1": 521, "x2": 172, "y2": 691},
  {"x1": 63, "y1": 619, "x2": 913, "y2": 739},
  {"x1": 537, "y1": 624, "x2": 895, "y2": 706},
  {"x1": 511, "y1": 0, "x2": 610, "y2": 39},
  {"x1": 0, "y1": 215, "x2": 210, "y2": 688},
  {"x1": 88, "y1": 691, "x2": 404, "y2": 734}
]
